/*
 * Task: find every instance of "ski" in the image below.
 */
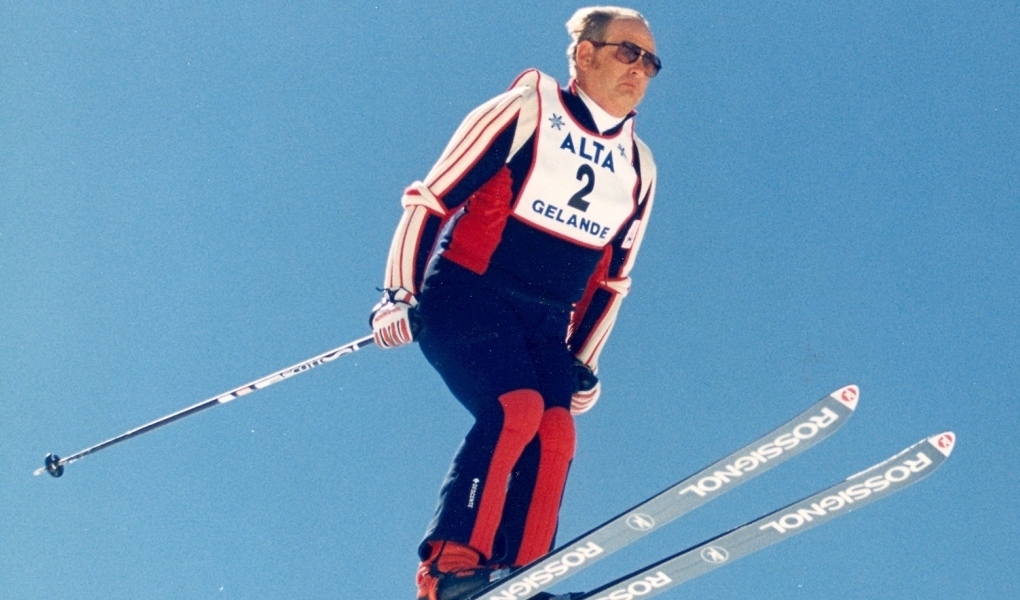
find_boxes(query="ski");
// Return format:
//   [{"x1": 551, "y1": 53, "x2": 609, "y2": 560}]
[
  {"x1": 565, "y1": 431, "x2": 956, "y2": 600},
  {"x1": 470, "y1": 385, "x2": 861, "y2": 600}
]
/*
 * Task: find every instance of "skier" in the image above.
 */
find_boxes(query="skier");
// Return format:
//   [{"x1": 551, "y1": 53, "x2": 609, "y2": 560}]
[{"x1": 370, "y1": 7, "x2": 660, "y2": 600}]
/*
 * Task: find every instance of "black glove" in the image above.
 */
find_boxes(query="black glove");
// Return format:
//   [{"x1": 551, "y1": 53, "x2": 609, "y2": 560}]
[{"x1": 570, "y1": 359, "x2": 601, "y2": 415}]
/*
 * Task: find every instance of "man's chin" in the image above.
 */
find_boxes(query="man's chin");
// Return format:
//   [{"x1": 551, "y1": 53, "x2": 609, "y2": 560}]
[{"x1": 613, "y1": 90, "x2": 643, "y2": 111}]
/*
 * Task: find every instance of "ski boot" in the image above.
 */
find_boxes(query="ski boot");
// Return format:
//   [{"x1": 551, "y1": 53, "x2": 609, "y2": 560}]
[{"x1": 416, "y1": 542, "x2": 510, "y2": 600}]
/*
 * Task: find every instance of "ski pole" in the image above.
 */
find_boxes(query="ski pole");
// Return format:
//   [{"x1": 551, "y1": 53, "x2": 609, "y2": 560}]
[{"x1": 35, "y1": 334, "x2": 376, "y2": 478}]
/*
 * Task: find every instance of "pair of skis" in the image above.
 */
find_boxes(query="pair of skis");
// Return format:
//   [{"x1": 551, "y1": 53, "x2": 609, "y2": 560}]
[{"x1": 468, "y1": 385, "x2": 955, "y2": 600}]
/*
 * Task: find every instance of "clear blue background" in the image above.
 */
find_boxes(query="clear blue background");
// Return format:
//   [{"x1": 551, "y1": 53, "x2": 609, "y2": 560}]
[{"x1": 3, "y1": 2, "x2": 1017, "y2": 598}]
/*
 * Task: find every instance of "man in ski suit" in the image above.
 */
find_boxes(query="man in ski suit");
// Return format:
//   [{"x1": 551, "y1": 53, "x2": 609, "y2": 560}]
[{"x1": 370, "y1": 7, "x2": 659, "y2": 600}]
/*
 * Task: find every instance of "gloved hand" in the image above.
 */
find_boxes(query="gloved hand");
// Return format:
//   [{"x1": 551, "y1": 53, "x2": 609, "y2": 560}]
[
  {"x1": 370, "y1": 288, "x2": 421, "y2": 349},
  {"x1": 570, "y1": 359, "x2": 601, "y2": 415}
]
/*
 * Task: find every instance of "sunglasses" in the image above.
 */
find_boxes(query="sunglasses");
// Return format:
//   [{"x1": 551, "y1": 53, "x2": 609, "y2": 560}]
[{"x1": 590, "y1": 40, "x2": 662, "y2": 78}]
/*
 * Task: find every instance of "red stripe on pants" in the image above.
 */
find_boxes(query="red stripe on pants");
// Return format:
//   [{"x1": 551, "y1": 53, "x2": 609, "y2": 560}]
[
  {"x1": 515, "y1": 407, "x2": 576, "y2": 565},
  {"x1": 468, "y1": 389, "x2": 544, "y2": 558}
]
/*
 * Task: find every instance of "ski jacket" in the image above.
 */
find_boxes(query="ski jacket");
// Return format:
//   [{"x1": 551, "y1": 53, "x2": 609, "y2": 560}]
[{"x1": 380, "y1": 69, "x2": 657, "y2": 369}]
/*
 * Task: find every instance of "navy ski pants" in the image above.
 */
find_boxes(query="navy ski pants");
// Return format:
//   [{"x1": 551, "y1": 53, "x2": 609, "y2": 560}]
[{"x1": 416, "y1": 259, "x2": 577, "y2": 567}]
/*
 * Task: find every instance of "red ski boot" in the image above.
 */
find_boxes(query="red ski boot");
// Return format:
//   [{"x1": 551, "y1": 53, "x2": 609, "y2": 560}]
[{"x1": 415, "y1": 542, "x2": 509, "y2": 600}]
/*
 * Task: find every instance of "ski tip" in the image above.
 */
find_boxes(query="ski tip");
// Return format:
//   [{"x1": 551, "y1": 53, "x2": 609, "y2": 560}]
[
  {"x1": 927, "y1": 431, "x2": 956, "y2": 457},
  {"x1": 830, "y1": 384, "x2": 860, "y2": 411}
]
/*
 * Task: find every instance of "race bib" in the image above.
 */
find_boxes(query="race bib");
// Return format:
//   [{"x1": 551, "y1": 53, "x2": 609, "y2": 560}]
[{"x1": 513, "y1": 74, "x2": 639, "y2": 248}]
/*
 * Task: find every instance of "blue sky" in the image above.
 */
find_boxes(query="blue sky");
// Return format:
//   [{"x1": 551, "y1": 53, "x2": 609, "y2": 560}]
[{"x1": 3, "y1": 2, "x2": 1017, "y2": 599}]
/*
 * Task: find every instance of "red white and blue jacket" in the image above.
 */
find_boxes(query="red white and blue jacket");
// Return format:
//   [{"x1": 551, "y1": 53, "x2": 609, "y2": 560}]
[{"x1": 381, "y1": 69, "x2": 657, "y2": 370}]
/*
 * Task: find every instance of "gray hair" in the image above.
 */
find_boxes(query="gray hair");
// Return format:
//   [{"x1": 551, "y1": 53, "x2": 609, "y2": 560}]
[{"x1": 565, "y1": 6, "x2": 650, "y2": 77}]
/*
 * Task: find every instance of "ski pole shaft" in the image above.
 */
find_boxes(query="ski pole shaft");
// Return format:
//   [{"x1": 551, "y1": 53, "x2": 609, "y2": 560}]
[{"x1": 35, "y1": 334, "x2": 376, "y2": 478}]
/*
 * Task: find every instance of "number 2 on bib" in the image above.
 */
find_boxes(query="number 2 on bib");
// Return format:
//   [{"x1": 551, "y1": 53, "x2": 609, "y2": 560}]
[{"x1": 567, "y1": 164, "x2": 595, "y2": 212}]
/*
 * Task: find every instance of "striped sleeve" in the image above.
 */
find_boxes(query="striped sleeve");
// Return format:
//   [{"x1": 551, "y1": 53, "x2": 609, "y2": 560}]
[
  {"x1": 381, "y1": 81, "x2": 537, "y2": 294},
  {"x1": 569, "y1": 136, "x2": 657, "y2": 369},
  {"x1": 422, "y1": 85, "x2": 530, "y2": 198}
]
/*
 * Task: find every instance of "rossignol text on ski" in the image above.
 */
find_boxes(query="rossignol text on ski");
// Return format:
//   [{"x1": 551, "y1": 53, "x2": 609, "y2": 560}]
[
  {"x1": 564, "y1": 431, "x2": 956, "y2": 600},
  {"x1": 468, "y1": 385, "x2": 860, "y2": 600}
]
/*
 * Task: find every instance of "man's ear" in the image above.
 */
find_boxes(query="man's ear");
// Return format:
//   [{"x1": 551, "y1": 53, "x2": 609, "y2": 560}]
[{"x1": 575, "y1": 40, "x2": 595, "y2": 73}]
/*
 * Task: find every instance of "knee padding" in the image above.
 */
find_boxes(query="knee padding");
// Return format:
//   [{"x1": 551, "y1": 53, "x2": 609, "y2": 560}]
[
  {"x1": 537, "y1": 407, "x2": 576, "y2": 460},
  {"x1": 497, "y1": 389, "x2": 545, "y2": 441}
]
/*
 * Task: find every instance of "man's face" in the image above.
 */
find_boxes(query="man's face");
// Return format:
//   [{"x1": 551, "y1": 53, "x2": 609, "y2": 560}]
[{"x1": 576, "y1": 18, "x2": 657, "y2": 118}]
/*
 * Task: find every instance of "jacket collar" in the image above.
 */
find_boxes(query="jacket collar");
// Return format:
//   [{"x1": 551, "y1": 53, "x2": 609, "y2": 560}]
[{"x1": 564, "y1": 79, "x2": 636, "y2": 136}]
